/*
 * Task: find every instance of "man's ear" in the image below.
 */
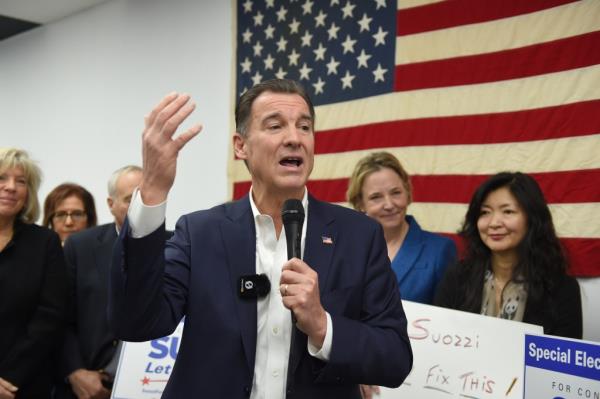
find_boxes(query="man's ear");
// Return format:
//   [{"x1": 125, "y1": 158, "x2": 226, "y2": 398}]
[
  {"x1": 233, "y1": 133, "x2": 247, "y2": 160},
  {"x1": 106, "y1": 197, "x2": 114, "y2": 211}
]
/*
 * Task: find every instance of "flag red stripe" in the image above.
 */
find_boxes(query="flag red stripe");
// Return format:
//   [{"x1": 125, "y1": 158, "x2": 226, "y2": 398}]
[
  {"x1": 410, "y1": 170, "x2": 600, "y2": 204},
  {"x1": 314, "y1": 100, "x2": 600, "y2": 154},
  {"x1": 394, "y1": 31, "x2": 600, "y2": 91},
  {"x1": 443, "y1": 234, "x2": 600, "y2": 277},
  {"x1": 233, "y1": 169, "x2": 600, "y2": 204},
  {"x1": 397, "y1": 0, "x2": 578, "y2": 36},
  {"x1": 233, "y1": 176, "x2": 599, "y2": 277},
  {"x1": 233, "y1": 181, "x2": 251, "y2": 200},
  {"x1": 562, "y1": 238, "x2": 600, "y2": 277}
]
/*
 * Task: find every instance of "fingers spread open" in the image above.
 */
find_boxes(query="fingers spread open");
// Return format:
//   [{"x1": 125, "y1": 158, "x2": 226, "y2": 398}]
[
  {"x1": 145, "y1": 92, "x2": 179, "y2": 128},
  {"x1": 155, "y1": 96, "x2": 195, "y2": 140},
  {"x1": 174, "y1": 124, "x2": 203, "y2": 150}
]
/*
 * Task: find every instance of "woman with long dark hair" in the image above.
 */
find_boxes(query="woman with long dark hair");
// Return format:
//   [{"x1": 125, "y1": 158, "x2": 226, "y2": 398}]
[{"x1": 434, "y1": 172, "x2": 582, "y2": 338}]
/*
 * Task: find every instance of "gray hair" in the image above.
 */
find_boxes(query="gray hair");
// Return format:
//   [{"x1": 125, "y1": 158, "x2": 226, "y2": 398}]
[{"x1": 107, "y1": 165, "x2": 142, "y2": 198}]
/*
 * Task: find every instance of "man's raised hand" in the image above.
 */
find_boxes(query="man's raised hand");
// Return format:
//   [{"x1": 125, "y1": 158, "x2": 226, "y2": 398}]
[{"x1": 139, "y1": 93, "x2": 202, "y2": 205}]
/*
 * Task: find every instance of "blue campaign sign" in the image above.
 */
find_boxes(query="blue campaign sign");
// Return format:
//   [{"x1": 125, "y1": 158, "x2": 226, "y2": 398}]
[
  {"x1": 524, "y1": 334, "x2": 600, "y2": 399},
  {"x1": 525, "y1": 334, "x2": 600, "y2": 381}
]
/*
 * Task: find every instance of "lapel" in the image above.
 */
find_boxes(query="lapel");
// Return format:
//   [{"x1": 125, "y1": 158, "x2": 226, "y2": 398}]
[
  {"x1": 93, "y1": 224, "x2": 118, "y2": 293},
  {"x1": 393, "y1": 216, "x2": 424, "y2": 283},
  {"x1": 289, "y1": 195, "x2": 337, "y2": 376},
  {"x1": 303, "y1": 195, "x2": 336, "y2": 293},
  {"x1": 219, "y1": 196, "x2": 257, "y2": 372}
]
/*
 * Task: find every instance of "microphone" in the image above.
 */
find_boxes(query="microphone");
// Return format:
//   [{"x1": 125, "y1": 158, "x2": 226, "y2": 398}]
[
  {"x1": 282, "y1": 199, "x2": 305, "y2": 260},
  {"x1": 282, "y1": 199, "x2": 304, "y2": 392},
  {"x1": 238, "y1": 274, "x2": 271, "y2": 299}
]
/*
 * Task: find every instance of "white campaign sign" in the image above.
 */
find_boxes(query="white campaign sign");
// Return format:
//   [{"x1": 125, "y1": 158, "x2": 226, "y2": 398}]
[
  {"x1": 379, "y1": 301, "x2": 543, "y2": 399},
  {"x1": 111, "y1": 303, "x2": 544, "y2": 398},
  {"x1": 111, "y1": 321, "x2": 183, "y2": 399}
]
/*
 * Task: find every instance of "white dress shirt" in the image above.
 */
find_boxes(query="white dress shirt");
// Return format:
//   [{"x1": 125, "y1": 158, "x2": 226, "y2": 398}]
[{"x1": 127, "y1": 188, "x2": 332, "y2": 399}]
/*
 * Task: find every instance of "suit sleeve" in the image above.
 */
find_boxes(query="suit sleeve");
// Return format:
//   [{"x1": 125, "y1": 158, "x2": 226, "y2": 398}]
[
  {"x1": 315, "y1": 223, "x2": 413, "y2": 388},
  {"x1": 58, "y1": 237, "x2": 86, "y2": 377},
  {"x1": 0, "y1": 232, "x2": 68, "y2": 386},
  {"x1": 108, "y1": 217, "x2": 189, "y2": 341}
]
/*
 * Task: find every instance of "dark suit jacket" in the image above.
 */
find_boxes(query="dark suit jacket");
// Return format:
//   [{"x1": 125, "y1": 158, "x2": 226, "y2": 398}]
[
  {"x1": 58, "y1": 223, "x2": 120, "y2": 390},
  {"x1": 56, "y1": 223, "x2": 173, "y2": 398},
  {"x1": 0, "y1": 222, "x2": 67, "y2": 398},
  {"x1": 391, "y1": 216, "x2": 456, "y2": 304},
  {"x1": 434, "y1": 263, "x2": 583, "y2": 339},
  {"x1": 109, "y1": 195, "x2": 413, "y2": 398}
]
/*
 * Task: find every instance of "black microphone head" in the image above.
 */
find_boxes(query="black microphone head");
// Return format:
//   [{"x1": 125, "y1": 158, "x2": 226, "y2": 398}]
[{"x1": 281, "y1": 199, "x2": 305, "y2": 225}]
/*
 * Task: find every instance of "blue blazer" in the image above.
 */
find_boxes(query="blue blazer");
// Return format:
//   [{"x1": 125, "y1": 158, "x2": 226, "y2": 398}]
[
  {"x1": 109, "y1": 195, "x2": 412, "y2": 399},
  {"x1": 391, "y1": 216, "x2": 457, "y2": 304}
]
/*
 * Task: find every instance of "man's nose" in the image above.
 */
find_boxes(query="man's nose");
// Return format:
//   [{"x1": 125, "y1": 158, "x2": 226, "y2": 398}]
[{"x1": 283, "y1": 127, "x2": 302, "y2": 146}]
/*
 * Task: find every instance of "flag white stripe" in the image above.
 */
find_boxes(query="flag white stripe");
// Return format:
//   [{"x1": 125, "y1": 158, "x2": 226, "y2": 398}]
[
  {"x1": 333, "y1": 202, "x2": 600, "y2": 239},
  {"x1": 314, "y1": 65, "x2": 600, "y2": 131},
  {"x1": 230, "y1": 134, "x2": 600, "y2": 181},
  {"x1": 397, "y1": 0, "x2": 444, "y2": 11},
  {"x1": 396, "y1": 0, "x2": 600, "y2": 64}
]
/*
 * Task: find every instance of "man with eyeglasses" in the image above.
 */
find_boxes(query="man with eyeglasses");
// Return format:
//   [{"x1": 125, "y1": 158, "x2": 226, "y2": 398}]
[{"x1": 54, "y1": 166, "x2": 142, "y2": 399}]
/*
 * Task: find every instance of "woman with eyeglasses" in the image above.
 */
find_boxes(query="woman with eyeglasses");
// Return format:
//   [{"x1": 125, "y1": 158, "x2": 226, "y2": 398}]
[
  {"x1": 43, "y1": 183, "x2": 97, "y2": 245},
  {"x1": 0, "y1": 148, "x2": 68, "y2": 398}
]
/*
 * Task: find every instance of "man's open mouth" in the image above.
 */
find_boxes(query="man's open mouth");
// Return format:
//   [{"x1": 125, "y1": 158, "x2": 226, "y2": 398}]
[{"x1": 280, "y1": 157, "x2": 303, "y2": 167}]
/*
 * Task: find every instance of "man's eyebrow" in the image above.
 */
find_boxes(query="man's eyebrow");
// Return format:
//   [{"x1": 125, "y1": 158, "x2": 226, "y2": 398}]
[
  {"x1": 262, "y1": 111, "x2": 282, "y2": 120},
  {"x1": 260, "y1": 112, "x2": 313, "y2": 122}
]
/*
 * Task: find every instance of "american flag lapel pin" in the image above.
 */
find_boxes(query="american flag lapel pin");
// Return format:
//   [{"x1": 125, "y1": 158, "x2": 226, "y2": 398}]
[{"x1": 321, "y1": 236, "x2": 333, "y2": 245}]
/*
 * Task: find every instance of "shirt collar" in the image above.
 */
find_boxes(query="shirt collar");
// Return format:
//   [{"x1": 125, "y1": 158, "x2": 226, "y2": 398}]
[{"x1": 248, "y1": 187, "x2": 309, "y2": 220}]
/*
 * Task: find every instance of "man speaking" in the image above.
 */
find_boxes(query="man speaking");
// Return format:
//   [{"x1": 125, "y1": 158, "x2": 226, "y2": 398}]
[{"x1": 109, "y1": 79, "x2": 412, "y2": 398}]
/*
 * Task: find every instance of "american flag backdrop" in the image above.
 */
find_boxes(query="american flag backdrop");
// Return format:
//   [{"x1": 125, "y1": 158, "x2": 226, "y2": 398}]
[{"x1": 230, "y1": 0, "x2": 600, "y2": 277}]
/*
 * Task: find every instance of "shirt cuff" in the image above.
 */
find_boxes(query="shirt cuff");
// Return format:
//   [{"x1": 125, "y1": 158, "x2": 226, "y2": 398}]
[
  {"x1": 307, "y1": 312, "x2": 332, "y2": 361},
  {"x1": 128, "y1": 188, "x2": 167, "y2": 238}
]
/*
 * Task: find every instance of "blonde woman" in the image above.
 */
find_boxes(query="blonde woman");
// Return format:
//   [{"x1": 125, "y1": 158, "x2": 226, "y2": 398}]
[
  {"x1": 348, "y1": 151, "x2": 456, "y2": 304},
  {"x1": 0, "y1": 148, "x2": 68, "y2": 399}
]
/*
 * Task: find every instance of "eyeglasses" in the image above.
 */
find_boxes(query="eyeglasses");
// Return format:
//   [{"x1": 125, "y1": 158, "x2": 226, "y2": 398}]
[{"x1": 52, "y1": 210, "x2": 87, "y2": 222}]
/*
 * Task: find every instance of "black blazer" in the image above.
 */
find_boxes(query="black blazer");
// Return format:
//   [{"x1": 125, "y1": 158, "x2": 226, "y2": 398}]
[
  {"x1": 0, "y1": 222, "x2": 68, "y2": 398},
  {"x1": 434, "y1": 263, "x2": 583, "y2": 339}
]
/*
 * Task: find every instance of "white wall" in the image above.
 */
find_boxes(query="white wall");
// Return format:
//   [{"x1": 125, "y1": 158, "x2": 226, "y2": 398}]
[
  {"x1": 1, "y1": 0, "x2": 598, "y2": 343},
  {"x1": 0, "y1": 0, "x2": 232, "y2": 226}
]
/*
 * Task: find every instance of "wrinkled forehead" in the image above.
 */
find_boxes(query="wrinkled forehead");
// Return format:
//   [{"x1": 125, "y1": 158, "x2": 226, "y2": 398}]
[{"x1": 251, "y1": 92, "x2": 313, "y2": 123}]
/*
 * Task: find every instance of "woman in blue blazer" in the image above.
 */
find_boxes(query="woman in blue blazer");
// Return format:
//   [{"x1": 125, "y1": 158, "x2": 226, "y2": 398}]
[{"x1": 348, "y1": 151, "x2": 457, "y2": 304}]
